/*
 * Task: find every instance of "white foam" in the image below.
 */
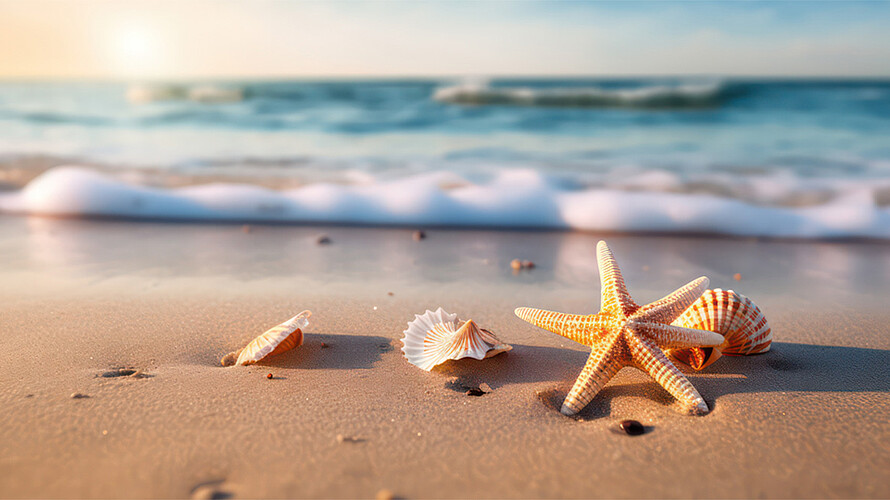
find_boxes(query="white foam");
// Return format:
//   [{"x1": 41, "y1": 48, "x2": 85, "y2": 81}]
[
  {"x1": 1, "y1": 166, "x2": 889, "y2": 239},
  {"x1": 432, "y1": 82, "x2": 725, "y2": 108}
]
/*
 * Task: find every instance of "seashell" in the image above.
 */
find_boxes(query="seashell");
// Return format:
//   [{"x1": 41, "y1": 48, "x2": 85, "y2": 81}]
[
  {"x1": 668, "y1": 289, "x2": 771, "y2": 370},
  {"x1": 222, "y1": 310, "x2": 311, "y2": 366},
  {"x1": 401, "y1": 308, "x2": 511, "y2": 371}
]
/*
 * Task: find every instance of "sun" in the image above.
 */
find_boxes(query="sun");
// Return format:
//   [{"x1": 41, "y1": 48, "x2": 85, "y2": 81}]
[{"x1": 106, "y1": 21, "x2": 167, "y2": 78}]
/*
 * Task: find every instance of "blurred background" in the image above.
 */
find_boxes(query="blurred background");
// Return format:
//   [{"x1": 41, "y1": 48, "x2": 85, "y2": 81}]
[{"x1": 1, "y1": 0, "x2": 889, "y2": 236}]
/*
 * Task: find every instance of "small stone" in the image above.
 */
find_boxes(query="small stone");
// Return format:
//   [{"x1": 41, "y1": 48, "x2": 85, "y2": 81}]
[
  {"x1": 71, "y1": 393, "x2": 89, "y2": 399},
  {"x1": 479, "y1": 383, "x2": 493, "y2": 393},
  {"x1": 321, "y1": 342, "x2": 330, "y2": 348},
  {"x1": 387, "y1": 292, "x2": 394, "y2": 296},
  {"x1": 412, "y1": 230, "x2": 426, "y2": 241},
  {"x1": 317, "y1": 235, "x2": 332, "y2": 245},
  {"x1": 510, "y1": 259, "x2": 523, "y2": 271},
  {"x1": 241, "y1": 225, "x2": 252, "y2": 234},
  {"x1": 24, "y1": 394, "x2": 34, "y2": 398},
  {"x1": 266, "y1": 373, "x2": 273, "y2": 379},
  {"x1": 619, "y1": 419, "x2": 645, "y2": 436},
  {"x1": 220, "y1": 352, "x2": 238, "y2": 367},
  {"x1": 376, "y1": 489, "x2": 395, "y2": 500},
  {"x1": 466, "y1": 388, "x2": 485, "y2": 397},
  {"x1": 733, "y1": 272, "x2": 742, "y2": 281},
  {"x1": 337, "y1": 434, "x2": 362, "y2": 444},
  {"x1": 522, "y1": 260, "x2": 535, "y2": 269}
]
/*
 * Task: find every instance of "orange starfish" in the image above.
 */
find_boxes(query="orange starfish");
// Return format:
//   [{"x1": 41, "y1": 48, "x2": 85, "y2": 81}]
[{"x1": 515, "y1": 241, "x2": 723, "y2": 416}]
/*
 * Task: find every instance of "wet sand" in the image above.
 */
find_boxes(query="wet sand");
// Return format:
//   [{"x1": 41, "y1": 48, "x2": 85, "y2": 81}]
[{"x1": 0, "y1": 216, "x2": 888, "y2": 498}]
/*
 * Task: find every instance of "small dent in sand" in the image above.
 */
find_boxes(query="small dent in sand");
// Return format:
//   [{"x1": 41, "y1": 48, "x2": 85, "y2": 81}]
[
  {"x1": 190, "y1": 481, "x2": 232, "y2": 500},
  {"x1": 100, "y1": 368, "x2": 138, "y2": 378},
  {"x1": 336, "y1": 434, "x2": 365, "y2": 444}
]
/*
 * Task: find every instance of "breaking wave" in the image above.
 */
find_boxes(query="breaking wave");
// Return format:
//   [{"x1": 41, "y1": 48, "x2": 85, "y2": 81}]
[
  {"x1": 432, "y1": 82, "x2": 728, "y2": 109},
  {"x1": 2, "y1": 166, "x2": 888, "y2": 240}
]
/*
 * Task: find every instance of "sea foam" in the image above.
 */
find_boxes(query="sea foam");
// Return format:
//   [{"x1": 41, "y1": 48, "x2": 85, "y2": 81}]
[
  {"x1": 432, "y1": 82, "x2": 726, "y2": 109},
  {"x1": 1, "y1": 166, "x2": 888, "y2": 239}
]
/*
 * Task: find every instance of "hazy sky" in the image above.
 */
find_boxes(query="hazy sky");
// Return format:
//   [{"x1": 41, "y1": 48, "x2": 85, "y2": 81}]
[{"x1": 1, "y1": 0, "x2": 889, "y2": 79}]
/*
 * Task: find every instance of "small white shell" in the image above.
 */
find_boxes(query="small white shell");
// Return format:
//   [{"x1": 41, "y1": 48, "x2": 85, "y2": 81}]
[
  {"x1": 401, "y1": 308, "x2": 511, "y2": 371},
  {"x1": 223, "y1": 310, "x2": 311, "y2": 366}
]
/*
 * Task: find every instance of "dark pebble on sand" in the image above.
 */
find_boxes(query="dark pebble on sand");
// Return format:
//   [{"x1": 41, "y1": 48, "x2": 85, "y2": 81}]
[
  {"x1": 412, "y1": 230, "x2": 426, "y2": 241},
  {"x1": 619, "y1": 419, "x2": 645, "y2": 436},
  {"x1": 321, "y1": 342, "x2": 330, "y2": 348},
  {"x1": 466, "y1": 388, "x2": 485, "y2": 397},
  {"x1": 101, "y1": 368, "x2": 136, "y2": 378},
  {"x1": 71, "y1": 393, "x2": 89, "y2": 399},
  {"x1": 317, "y1": 235, "x2": 332, "y2": 245},
  {"x1": 266, "y1": 373, "x2": 273, "y2": 379}
]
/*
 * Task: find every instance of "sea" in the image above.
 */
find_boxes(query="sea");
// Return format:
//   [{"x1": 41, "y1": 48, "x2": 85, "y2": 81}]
[{"x1": 0, "y1": 78, "x2": 889, "y2": 238}]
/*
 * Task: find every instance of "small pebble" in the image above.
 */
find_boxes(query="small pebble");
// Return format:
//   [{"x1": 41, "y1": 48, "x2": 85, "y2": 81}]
[
  {"x1": 412, "y1": 230, "x2": 426, "y2": 241},
  {"x1": 376, "y1": 489, "x2": 395, "y2": 500},
  {"x1": 24, "y1": 394, "x2": 34, "y2": 398},
  {"x1": 321, "y1": 342, "x2": 330, "y2": 349},
  {"x1": 522, "y1": 260, "x2": 535, "y2": 269},
  {"x1": 71, "y1": 393, "x2": 89, "y2": 399},
  {"x1": 510, "y1": 259, "x2": 523, "y2": 271},
  {"x1": 619, "y1": 419, "x2": 645, "y2": 436},
  {"x1": 317, "y1": 235, "x2": 332, "y2": 245},
  {"x1": 466, "y1": 388, "x2": 485, "y2": 397},
  {"x1": 387, "y1": 292, "x2": 394, "y2": 296},
  {"x1": 733, "y1": 272, "x2": 742, "y2": 281},
  {"x1": 266, "y1": 373, "x2": 273, "y2": 379},
  {"x1": 479, "y1": 382, "x2": 493, "y2": 393},
  {"x1": 336, "y1": 434, "x2": 362, "y2": 444},
  {"x1": 220, "y1": 352, "x2": 238, "y2": 367},
  {"x1": 241, "y1": 225, "x2": 252, "y2": 234}
]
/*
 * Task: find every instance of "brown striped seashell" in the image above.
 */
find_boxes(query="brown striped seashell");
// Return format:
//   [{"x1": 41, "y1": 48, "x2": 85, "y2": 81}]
[
  {"x1": 667, "y1": 289, "x2": 771, "y2": 370},
  {"x1": 222, "y1": 310, "x2": 311, "y2": 366},
  {"x1": 401, "y1": 308, "x2": 511, "y2": 371}
]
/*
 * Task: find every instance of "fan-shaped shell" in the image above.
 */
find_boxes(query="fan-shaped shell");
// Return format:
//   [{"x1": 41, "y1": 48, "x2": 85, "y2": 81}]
[
  {"x1": 668, "y1": 289, "x2": 771, "y2": 370},
  {"x1": 222, "y1": 310, "x2": 311, "y2": 366},
  {"x1": 401, "y1": 308, "x2": 511, "y2": 371}
]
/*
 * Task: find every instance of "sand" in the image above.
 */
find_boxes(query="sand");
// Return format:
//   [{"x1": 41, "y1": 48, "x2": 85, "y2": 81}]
[{"x1": 0, "y1": 215, "x2": 888, "y2": 498}]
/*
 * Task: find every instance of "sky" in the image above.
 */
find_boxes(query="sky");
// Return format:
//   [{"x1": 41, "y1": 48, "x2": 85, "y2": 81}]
[{"x1": 1, "y1": 0, "x2": 889, "y2": 79}]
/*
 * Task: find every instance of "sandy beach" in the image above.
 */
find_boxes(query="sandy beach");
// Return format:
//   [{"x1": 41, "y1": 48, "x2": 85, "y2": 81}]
[{"x1": 0, "y1": 215, "x2": 888, "y2": 498}]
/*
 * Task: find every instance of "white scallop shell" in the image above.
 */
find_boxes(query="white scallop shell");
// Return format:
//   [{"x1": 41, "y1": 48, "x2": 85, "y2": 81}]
[
  {"x1": 401, "y1": 308, "x2": 512, "y2": 371},
  {"x1": 223, "y1": 310, "x2": 311, "y2": 366}
]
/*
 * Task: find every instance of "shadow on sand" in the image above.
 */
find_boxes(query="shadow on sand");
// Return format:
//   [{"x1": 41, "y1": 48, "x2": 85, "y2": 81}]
[
  {"x1": 445, "y1": 341, "x2": 890, "y2": 420},
  {"x1": 225, "y1": 332, "x2": 393, "y2": 370}
]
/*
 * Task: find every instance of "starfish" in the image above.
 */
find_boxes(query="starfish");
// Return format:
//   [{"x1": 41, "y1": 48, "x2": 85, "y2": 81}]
[{"x1": 515, "y1": 241, "x2": 724, "y2": 416}]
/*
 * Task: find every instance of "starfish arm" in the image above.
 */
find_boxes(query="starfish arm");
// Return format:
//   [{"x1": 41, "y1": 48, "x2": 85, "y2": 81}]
[
  {"x1": 625, "y1": 332, "x2": 710, "y2": 415},
  {"x1": 561, "y1": 335, "x2": 625, "y2": 416},
  {"x1": 632, "y1": 276, "x2": 709, "y2": 325},
  {"x1": 514, "y1": 307, "x2": 603, "y2": 346},
  {"x1": 596, "y1": 241, "x2": 639, "y2": 317},
  {"x1": 631, "y1": 321, "x2": 724, "y2": 349}
]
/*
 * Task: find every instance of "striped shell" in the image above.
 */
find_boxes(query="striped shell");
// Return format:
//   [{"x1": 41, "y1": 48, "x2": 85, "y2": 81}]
[
  {"x1": 401, "y1": 308, "x2": 512, "y2": 371},
  {"x1": 668, "y1": 289, "x2": 771, "y2": 370},
  {"x1": 222, "y1": 310, "x2": 311, "y2": 366}
]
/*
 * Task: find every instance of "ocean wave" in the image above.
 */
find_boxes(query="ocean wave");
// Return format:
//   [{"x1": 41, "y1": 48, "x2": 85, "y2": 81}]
[
  {"x1": 1, "y1": 166, "x2": 888, "y2": 239},
  {"x1": 126, "y1": 84, "x2": 244, "y2": 104},
  {"x1": 432, "y1": 82, "x2": 728, "y2": 109}
]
